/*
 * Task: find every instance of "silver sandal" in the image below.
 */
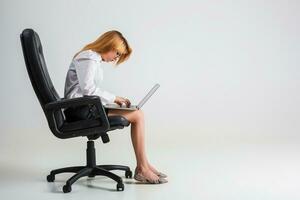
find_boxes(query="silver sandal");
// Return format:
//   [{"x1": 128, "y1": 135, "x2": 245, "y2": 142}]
[
  {"x1": 135, "y1": 167, "x2": 168, "y2": 179},
  {"x1": 157, "y1": 172, "x2": 168, "y2": 178},
  {"x1": 134, "y1": 172, "x2": 168, "y2": 184}
]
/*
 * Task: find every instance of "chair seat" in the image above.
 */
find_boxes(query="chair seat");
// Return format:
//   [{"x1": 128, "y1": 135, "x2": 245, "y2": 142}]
[
  {"x1": 108, "y1": 115, "x2": 130, "y2": 127},
  {"x1": 60, "y1": 115, "x2": 130, "y2": 132}
]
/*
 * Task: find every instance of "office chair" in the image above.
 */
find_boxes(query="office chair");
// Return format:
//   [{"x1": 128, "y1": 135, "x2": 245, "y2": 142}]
[{"x1": 20, "y1": 28, "x2": 132, "y2": 193}]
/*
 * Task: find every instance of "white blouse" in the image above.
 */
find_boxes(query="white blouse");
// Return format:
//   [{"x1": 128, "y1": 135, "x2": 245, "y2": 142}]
[{"x1": 64, "y1": 49, "x2": 116, "y2": 105}]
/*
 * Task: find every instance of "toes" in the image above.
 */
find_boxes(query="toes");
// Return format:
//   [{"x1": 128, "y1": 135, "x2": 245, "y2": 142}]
[
  {"x1": 158, "y1": 178, "x2": 168, "y2": 184},
  {"x1": 134, "y1": 167, "x2": 163, "y2": 184}
]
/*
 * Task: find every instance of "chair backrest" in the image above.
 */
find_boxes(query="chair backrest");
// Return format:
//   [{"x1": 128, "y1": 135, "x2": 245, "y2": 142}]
[{"x1": 20, "y1": 28, "x2": 65, "y2": 128}]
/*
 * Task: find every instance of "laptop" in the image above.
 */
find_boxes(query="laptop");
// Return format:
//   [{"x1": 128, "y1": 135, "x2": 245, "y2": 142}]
[{"x1": 104, "y1": 83, "x2": 160, "y2": 110}]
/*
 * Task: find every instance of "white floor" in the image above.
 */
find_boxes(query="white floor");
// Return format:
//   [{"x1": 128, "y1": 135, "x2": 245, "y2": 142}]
[{"x1": 1, "y1": 138, "x2": 299, "y2": 200}]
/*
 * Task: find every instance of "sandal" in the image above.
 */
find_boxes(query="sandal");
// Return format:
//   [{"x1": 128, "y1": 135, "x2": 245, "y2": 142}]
[
  {"x1": 134, "y1": 172, "x2": 168, "y2": 184},
  {"x1": 135, "y1": 167, "x2": 168, "y2": 179},
  {"x1": 156, "y1": 172, "x2": 168, "y2": 178}
]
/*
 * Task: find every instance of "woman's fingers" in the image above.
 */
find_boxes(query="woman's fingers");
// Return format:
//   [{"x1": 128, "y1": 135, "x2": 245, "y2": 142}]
[
  {"x1": 119, "y1": 97, "x2": 130, "y2": 107},
  {"x1": 124, "y1": 98, "x2": 131, "y2": 107},
  {"x1": 115, "y1": 97, "x2": 131, "y2": 107},
  {"x1": 126, "y1": 99, "x2": 131, "y2": 107}
]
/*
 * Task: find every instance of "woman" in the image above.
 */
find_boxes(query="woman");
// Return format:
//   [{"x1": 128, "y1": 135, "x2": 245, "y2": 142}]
[{"x1": 63, "y1": 30, "x2": 167, "y2": 184}]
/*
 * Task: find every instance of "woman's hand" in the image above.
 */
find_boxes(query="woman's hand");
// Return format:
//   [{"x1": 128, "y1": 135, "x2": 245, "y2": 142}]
[{"x1": 114, "y1": 96, "x2": 131, "y2": 107}]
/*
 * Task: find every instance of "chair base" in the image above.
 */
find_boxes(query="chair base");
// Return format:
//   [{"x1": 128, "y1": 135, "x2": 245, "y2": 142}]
[{"x1": 46, "y1": 140, "x2": 132, "y2": 193}]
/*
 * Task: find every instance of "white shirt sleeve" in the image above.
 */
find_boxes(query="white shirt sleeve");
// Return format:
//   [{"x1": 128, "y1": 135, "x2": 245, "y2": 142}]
[{"x1": 74, "y1": 58, "x2": 116, "y2": 105}]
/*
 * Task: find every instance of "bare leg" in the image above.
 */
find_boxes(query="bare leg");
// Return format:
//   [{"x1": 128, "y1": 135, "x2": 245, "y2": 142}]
[{"x1": 107, "y1": 109, "x2": 160, "y2": 182}]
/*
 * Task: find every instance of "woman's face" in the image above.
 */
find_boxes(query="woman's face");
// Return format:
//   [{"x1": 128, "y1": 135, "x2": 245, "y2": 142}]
[{"x1": 100, "y1": 50, "x2": 120, "y2": 63}]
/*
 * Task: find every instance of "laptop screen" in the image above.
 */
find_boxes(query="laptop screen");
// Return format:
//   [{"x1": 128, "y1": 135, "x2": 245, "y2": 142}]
[{"x1": 137, "y1": 83, "x2": 160, "y2": 108}]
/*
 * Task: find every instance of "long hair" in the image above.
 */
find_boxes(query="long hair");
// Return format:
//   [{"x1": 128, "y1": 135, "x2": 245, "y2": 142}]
[{"x1": 73, "y1": 30, "x2": 132, "y2": 66}]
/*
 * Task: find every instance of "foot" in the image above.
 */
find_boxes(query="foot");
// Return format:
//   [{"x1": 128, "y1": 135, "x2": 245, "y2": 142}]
[
  {"x1": 148, "y1": 163, "x2": 168, "y2": 178},
  {"x1": 134, "y1": 167, "x2": 167, "y2": 184}
]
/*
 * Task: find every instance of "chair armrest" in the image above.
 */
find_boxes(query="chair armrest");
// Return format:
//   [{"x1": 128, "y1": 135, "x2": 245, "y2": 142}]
[
  {"x1": 45, "y1": 95, "x2": 100, "y2": 110},
  {"x1": 44, "y1": 95, "x2": 110, "y2": 133}
]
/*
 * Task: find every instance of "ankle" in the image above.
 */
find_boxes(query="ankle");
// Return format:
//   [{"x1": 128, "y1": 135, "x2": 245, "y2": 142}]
[{"x1": 135, "y1": 164, "x2": 149, "y2": 173}]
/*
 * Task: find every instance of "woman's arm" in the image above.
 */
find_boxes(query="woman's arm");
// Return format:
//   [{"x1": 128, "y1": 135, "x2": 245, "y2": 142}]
[{"x1": 75, "y1": 58, "x2": 116, "y2": 105}]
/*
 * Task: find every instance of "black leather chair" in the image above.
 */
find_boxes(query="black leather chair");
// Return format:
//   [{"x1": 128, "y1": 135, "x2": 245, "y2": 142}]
[{"x1": 20, "y1": 28, "x2": 132, "y2": 193}]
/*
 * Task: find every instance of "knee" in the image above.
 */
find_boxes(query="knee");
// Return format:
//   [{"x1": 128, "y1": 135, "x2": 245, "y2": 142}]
[{"x1": 132, "y1": 109, "x2": 144, "y2": 123}]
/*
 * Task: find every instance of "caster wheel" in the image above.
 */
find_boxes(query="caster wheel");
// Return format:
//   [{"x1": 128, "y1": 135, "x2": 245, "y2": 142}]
[
  {"x1": 125, "y1": 170, "x2": 132, "y2": 178},
  {"x1": 63, "y1": 184, "x2": 72, "y2": 193},
  {"x1": 88, "y1": 174, "x2": 95, "y2": 178},
  {"x1": 116, "y1": 182, "x2": 124, "y2": 191},
  {"x1": 47, "y1": 174, "x2": 55, "y2": 182}
]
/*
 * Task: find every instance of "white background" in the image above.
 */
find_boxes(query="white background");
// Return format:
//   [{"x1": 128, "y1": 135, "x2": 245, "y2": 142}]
[{"x1": 0, "y1": 0, "x2": 299, "y2": 199}]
